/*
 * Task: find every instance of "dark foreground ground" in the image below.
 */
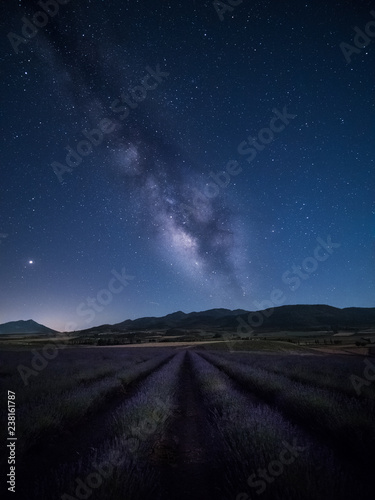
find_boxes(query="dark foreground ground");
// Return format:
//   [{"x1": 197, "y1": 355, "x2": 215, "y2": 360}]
[{"x1": 1, "y1": 344, "x2": 374, "y2": 500}]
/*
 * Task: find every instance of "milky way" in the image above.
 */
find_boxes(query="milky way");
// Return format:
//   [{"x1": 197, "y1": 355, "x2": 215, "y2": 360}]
[{"x1": 33, "y1": 21, "x2": 251, "y2": 302}]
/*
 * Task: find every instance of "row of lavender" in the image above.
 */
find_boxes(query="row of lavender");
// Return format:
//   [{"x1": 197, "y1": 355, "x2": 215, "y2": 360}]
[
  {"x1": 0, "y1": 347, "x2": 175, "y2": 460},
  {"x1": 190, "y1": 350, "x2": 374, "y2": 500},
  {"x1": 39, "y1": 351, "x2": 186, "y2": 500},
  {"x1": 210, "y1": 349, "x2": 375, "y2": 402},
  {"x1": 199, "y1": 350, "x2": 375, "y2": 460}
]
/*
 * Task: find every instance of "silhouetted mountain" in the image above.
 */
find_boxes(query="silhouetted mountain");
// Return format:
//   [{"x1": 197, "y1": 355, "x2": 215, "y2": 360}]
[
  {"x1": 77, "y1": 305, "x2": 375, "y2": 334},
  {"x1": 230, "y1": 305, "x2": 375, "y2": 332},
  {"x1": 110, "y1": 308, "x2": 249, "y2": 331},
  {"x1": 0, "y1": 319, "x2": 58, "y2": 335}
]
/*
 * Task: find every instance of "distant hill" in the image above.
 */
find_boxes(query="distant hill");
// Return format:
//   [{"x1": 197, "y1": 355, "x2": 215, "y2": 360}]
[
  {"x1": 231, "y1": 305, "x2": 375, "y2": 331},
  {"x1": 77, "y1": 305, "x2": 375, "y2": 334},
  {"x1": 0, "y1": 319, "x2": 58, "y2": 335},
  {"x1": 111, "y1": 308, "x2": 249, "y2": 331}
]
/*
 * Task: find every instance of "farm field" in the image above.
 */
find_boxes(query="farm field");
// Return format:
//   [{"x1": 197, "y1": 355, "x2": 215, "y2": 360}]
[{"x1": 1, "y1": 345, "x2": 374, "y2": 500}]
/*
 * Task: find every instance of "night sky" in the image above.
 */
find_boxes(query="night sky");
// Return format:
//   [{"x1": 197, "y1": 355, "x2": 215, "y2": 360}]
[{"x1": 0, "y1": 0, "x2": 374, "y2": 332}]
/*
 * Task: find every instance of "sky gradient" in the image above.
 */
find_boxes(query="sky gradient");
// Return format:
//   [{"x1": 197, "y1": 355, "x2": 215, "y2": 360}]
[{"x1": 0, "y1": 0, "x2": 374, "y2": 331}]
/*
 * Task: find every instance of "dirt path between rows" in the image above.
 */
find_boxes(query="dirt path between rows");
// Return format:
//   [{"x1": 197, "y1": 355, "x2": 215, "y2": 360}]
[{"x1": 154, "y1": 350, "x2": 224, "y2": 500}]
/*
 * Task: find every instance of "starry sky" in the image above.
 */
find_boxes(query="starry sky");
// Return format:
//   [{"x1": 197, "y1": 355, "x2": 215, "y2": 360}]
[{"x1": 0, "y1": 0, "x2": 374, "y2": 332}]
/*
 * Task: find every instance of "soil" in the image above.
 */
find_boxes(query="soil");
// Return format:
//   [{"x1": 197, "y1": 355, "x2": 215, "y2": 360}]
[{"x1": 154, "y1": 350, "x2": 225, "y2": 500}]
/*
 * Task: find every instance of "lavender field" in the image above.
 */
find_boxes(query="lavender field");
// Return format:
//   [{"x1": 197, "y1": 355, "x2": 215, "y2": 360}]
[{"x1": 1, "y1": 345, "x2": 374, "y2": 500}]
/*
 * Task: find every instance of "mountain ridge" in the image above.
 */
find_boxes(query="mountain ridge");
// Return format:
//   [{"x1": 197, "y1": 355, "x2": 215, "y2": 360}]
[
  {"x1": 77, "y1": 304, "x2": 375, "y2": 334},
  {"x1": 0, "y1": 319, "x2": 58, "y2": 335},
  {"x1": 1, "y1": 305, "x2": 374, "y2": 335}
]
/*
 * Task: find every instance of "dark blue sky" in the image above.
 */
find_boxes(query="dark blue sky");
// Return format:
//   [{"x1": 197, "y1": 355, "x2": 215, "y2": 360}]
[{"x1": 0, "y1": 0, "x2": 374, "y2": 331}]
